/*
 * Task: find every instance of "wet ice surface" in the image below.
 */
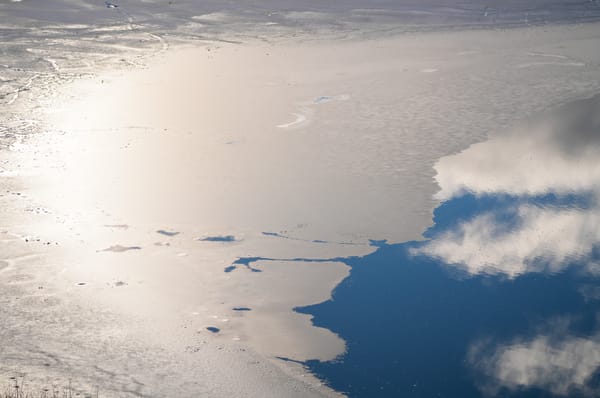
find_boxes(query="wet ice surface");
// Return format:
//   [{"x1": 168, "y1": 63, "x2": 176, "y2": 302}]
[
  {"x1": 2, "y1": 0, "x2": 600, "y2": 148},
  {"x1": 0, "y1": 204, "x2": 347, "y2": 397},
  {"x1": 296, "y1": 94, "x2": 600, "y2": 397},
  {"x1": 3, "y1": 1, "x2": 600, "y2": 397}
]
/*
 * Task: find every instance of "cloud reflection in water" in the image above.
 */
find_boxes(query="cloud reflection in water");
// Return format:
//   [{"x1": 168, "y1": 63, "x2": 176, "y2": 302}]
[
  {"x1": 415, "y1": 94, "x2": 600, "y2": 279},
  {"x1": 469, "y1": 318, "x2": 600, "y2": 397},
  {"x1": 434, "y1": 95, "x2": 600, "y2": 201},
  {"x1": 422, "y1": 95, "x2": 600, "y2": 396},
  {"x1": 415, "y1": 199, "x2": 600, "y2": 277}
]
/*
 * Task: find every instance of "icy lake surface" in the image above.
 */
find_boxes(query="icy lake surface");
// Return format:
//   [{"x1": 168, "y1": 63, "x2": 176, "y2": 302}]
[{"x1": 2, "y1": 1, "x2": 600, "y2": 397}]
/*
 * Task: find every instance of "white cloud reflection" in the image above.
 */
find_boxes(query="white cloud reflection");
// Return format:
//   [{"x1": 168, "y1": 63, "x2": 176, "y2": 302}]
[
  {"x1": 434, "y1": 95, "x2": 600, "y2": 200},
  {"x1": 415, "y1": 205, "x2": 600, "y2": 277},
  {"x1": 434, "y1": 130, "x2": 600, "y2": 201},
  {"x1": 414, "y1": 95, "x2": 600, "y2": 277},
  {"x1": 470, "y1": 329, "x2": 600, "y2": 396}
]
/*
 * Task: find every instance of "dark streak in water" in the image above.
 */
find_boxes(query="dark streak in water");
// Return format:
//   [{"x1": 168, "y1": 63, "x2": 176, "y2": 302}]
[
  {"x1": 224, "y1": 254, "x2": 352, "y2": 273},
  {"x1": 262, "y1": 231, "x2": 281, "y2": 237},
  {"x1": 156, "y1": 229, "x2": 179, "y2": 237},
  {"x1": 199, "y1": 235, "x2": 236, "y2": 242},
  {"x1": 225, "y1": 257, "x2": 265, "y2": 273},
  {"x1": 223, "y1": 265, "x2": 237, "y2": 273},
  {"x1": 262, "y1": 231, "x2": 365, "y2": 247},
  {"x1": 275, "y1": 356, "x2": 306, "y2": 366}
]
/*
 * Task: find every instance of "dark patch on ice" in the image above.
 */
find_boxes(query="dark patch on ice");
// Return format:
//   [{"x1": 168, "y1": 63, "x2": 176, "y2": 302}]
[
  {"x1": 233, "y1": 307, "x2": 252, "y2": 311},
  {"x1": 262, "y1": 231, "x2": 363, "y2": 246},
  {"x1": 199, "y1": 235, "x2": 236, "y2": 242},
  {"x1": 206, "y1": 326, "x2": 220, "y2": 333},
  {"x1": 262, "y1": 231, "x2": 282, "y2": 237},
  {"x1": 225, "y1": 255, "x2": 344, "y2": 273},
  {"x1": 104, "y1": 1, "x2": 118, "y2": 8},
  {"x1": 314, "y1": 96, "x2": 332, "y2": 104},
  {"x1": 157, "y1": 229, "x2": 179, "y2": 237},
  {"x1": 368, "y1": 239, "x2": 388, "y2": 248},
  {"x1": 225, "y1": 257, "x2": 265, "y2": 273}
]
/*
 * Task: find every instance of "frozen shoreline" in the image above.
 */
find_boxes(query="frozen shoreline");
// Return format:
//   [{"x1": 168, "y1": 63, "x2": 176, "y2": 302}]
[{"x1": 2, "y1": 5, "x2": 600, "y2": 396}]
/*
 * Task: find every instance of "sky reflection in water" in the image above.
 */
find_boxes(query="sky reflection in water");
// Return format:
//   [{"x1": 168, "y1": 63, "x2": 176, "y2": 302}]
[{"x1": 296, "y1": 94, "x2": 600, "y2": 397}]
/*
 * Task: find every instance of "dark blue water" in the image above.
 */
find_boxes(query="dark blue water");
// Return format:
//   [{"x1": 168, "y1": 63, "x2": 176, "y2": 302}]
[
  {"x1": 200, "y1": 235, "x2": 237, "y2": 242},
  {"x1": 288, "y1": 94, "x2": 600, "y2": 397},
  {"x1": 296, "y1": 192, "x2": 600, "y2": 397},
  {"x1": 216, "y1": 93, "x2": 600, "y2": 397}
]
